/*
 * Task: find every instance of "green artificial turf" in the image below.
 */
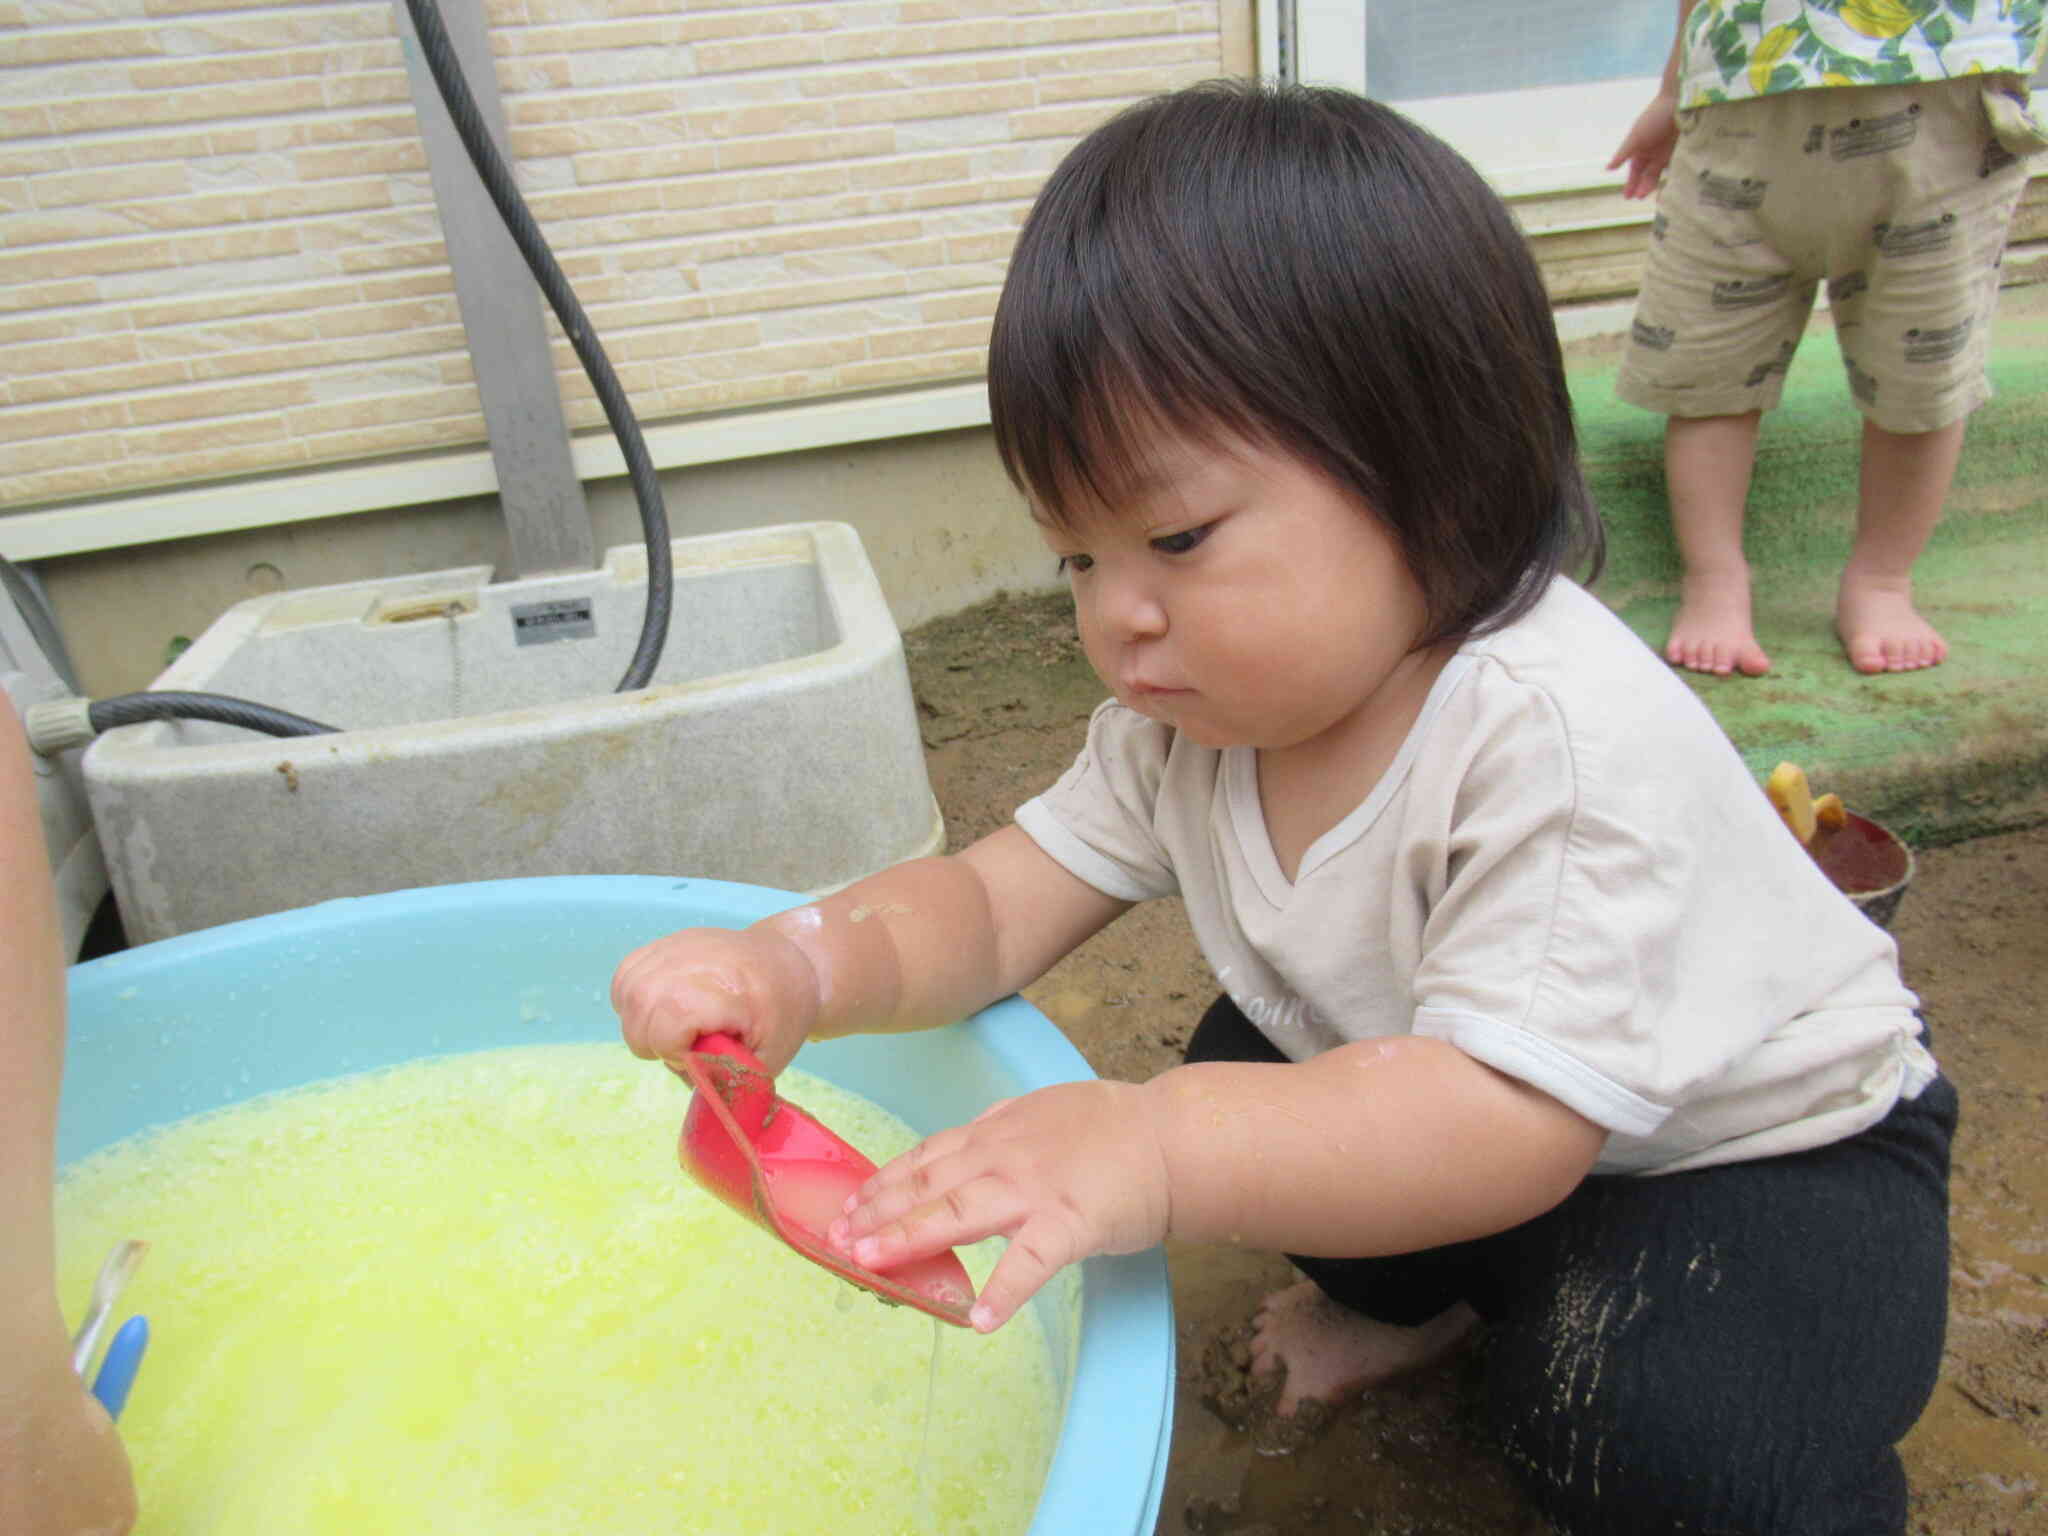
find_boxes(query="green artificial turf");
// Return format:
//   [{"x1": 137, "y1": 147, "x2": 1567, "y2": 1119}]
[{"x1": 1569, "y1": 283, "x2": 2048, "y2": 846}]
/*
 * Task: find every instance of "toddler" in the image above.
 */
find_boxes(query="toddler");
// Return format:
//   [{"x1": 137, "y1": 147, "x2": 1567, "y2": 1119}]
[{"x1": 615, "y1": 81, "x2": 1954, "y2": 1534}]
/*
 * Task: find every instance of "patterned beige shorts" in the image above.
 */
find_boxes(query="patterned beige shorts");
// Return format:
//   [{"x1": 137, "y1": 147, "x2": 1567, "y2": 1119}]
[{"x1": 1616, "y1": 76, "x2": 2039, "y2": 434}]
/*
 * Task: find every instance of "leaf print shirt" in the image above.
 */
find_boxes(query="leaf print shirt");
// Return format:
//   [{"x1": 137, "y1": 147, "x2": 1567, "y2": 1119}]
[{"x1": 1679, "y1": 0, "x2": 2047, "y2": 107}]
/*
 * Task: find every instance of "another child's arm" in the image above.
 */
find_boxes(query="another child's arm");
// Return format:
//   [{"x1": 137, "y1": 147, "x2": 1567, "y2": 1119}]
[
  {"x1": 0, "y1": 705, "x2": 138, "y2": 1536},
  {"x1": 612, "y1": 824, "x2": 1131, "y2": 1075},
  {"x1": 834, "y1": 1035, "x2": 1607, "y2": 1332},
  {"x1": 1608, "y1": 0, "x2": 1697, "y2": 199}
]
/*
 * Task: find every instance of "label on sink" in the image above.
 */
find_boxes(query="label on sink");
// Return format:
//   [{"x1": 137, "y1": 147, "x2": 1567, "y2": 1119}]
[{"x1": 510, "y1": 597, "x2": 595, "y2": 646}]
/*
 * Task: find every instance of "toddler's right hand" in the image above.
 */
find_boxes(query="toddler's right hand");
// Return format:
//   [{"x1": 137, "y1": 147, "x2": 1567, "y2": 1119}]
[{"x1": 611, "y1": 926, "x2": 820, "y2": 1076}]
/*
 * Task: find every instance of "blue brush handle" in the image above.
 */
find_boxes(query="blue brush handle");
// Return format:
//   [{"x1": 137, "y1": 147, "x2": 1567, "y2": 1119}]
[{"x1": 90, "y1": 1315, "x2": 148, "y2": 1421}]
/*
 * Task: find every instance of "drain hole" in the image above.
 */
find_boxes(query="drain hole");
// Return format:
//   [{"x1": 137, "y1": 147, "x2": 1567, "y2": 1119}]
[{"x1": 373, "y1": 596, "x2": 476, "y2": 625}]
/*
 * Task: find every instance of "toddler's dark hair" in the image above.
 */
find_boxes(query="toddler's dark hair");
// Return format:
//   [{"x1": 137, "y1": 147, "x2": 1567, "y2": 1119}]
[{"x1": 989, "y1": 79, "x2": 1603, "y2": 646}]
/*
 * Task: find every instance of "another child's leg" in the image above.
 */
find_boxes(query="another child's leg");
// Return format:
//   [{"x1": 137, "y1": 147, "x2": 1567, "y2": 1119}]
[
  {"x1": 1615, "y1": 91, "x2": 1818, "y2": 680},
  {"x1": 1185, "y1": 995, "x2": 1480, "y2": 1417},
  {"x1": 1476, "y1": 1073, "x2": 1956, "y2": 1535},
  {"x1": 1822, "y1": 74, "x2": 2032, "y2": 675},
  {"x1": 1663, "y1": 410, "x2": 1772, "y2": 677},
  {"x1": 1836, "y1": 416, "x2": 1964, "y2": 674}
]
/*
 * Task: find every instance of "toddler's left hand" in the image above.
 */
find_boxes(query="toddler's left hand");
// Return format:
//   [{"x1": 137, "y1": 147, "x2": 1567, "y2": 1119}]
[{"x1": 828, "y1": 1079, "x2": 1171, "y2": 1333}]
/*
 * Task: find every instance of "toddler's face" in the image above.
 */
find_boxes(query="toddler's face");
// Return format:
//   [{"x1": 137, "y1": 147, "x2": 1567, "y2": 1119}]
[{"x1": 1036, "y1": 431, "x2": 1435, "y2": 755}]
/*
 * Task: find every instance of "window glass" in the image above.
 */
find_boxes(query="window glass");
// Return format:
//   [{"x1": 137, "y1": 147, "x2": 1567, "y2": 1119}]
[{"x1": 1365, "y1": 0, "x2": 1670, "y2": 102}]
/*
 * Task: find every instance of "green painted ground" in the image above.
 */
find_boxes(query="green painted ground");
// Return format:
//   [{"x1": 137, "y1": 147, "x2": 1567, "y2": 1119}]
[{"x1": 1569, "y1": 282, "x2": 2048, "y2": 846}]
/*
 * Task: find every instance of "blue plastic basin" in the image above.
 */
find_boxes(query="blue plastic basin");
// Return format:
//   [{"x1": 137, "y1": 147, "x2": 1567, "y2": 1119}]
[{"x1": 62, "y1": 875, "x2": 1174, "y2": 1534}]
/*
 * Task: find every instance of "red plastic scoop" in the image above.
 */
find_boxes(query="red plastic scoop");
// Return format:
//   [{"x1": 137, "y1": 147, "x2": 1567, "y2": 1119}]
[{"x1": 678, "y1": 1033, "x2": 977, "y2": 1327}]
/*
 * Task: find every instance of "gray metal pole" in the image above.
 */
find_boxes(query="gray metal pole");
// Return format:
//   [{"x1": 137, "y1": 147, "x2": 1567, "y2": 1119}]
[{"x1": 394, "y1": 0, "x2": 596, "y2": 577}]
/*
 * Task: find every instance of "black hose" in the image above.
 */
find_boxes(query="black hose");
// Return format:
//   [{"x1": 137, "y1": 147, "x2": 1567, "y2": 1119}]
[
  {"x1": 28, "y1": 0, "x2": 675, "y2": 751},
  {"x1": 1, "y1": 554, "x2": 82, "y2": 693},
  {"x1": 401, "y1": 0, "x2": 672, "y2": 693},
  {"x1": 88, "y1": 692, "x2": 337, "y2": 739}
]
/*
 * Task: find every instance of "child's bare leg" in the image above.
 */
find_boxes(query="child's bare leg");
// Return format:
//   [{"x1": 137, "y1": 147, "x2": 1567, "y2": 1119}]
[
  {"x1": 1249, "y1": 1280, "x2": 1478, "y2": 1417},
  {"x1": 1663, "y1": 411, "x2": 1771, "y2": 677},
  {"x1": 1836, "y1": 417, "x2": 1962, "y2": 673}
]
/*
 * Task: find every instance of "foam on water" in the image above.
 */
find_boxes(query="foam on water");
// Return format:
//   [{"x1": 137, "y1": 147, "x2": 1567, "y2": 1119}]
[{"x1": 57, "y1": 1043, "x2": 1058, "y2": 1534}]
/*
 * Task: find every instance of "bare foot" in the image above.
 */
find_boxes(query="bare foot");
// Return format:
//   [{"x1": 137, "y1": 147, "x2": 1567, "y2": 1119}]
[
  {"x1": 1249, "y1": 1282, "x2": 1478, "y2": 1418},
  {"x1": 1664, "y1": 570, "x2": 1771, "y2": 676},
  {"x1": 1836, "y1": 572, "x2": 1947, "y2": 673}
]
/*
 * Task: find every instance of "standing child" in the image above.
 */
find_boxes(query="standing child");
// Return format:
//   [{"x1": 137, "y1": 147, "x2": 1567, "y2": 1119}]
[
  {"x1": 614, "y1": 81, "x2": 1955, "y2": 1534},
  {"x1": 1611, "y1": 0, "x2": 2046, "y2": 676}
]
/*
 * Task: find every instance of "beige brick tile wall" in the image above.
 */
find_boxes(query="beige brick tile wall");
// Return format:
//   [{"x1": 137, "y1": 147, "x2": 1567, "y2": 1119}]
[{"x1": 0, "y1": 0, "x2": 1228, "y2": 512}]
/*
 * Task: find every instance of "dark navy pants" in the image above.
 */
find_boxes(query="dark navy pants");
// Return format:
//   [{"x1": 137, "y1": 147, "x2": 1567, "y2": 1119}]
[{"x1": 1186, "y1": 993, "x2": 1957, "y2": 1536}]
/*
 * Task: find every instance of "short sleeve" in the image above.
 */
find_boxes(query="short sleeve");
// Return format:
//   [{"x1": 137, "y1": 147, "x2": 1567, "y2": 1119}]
[
  {"x1": 1407, "y1": 680, "x2": 1713, "y2": 1139},
  {"x1": 1406, "y1": 660, "x2": 1890, "y2": 1143},
  {"x1": 1014, "y1": 701, "x2": 1180, "y2": 903}
]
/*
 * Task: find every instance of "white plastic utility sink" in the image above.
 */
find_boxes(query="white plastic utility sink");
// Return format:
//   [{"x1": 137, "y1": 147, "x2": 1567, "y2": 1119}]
[{"x1": 84, "y1": 523, "x2": 943, "y2": 942}]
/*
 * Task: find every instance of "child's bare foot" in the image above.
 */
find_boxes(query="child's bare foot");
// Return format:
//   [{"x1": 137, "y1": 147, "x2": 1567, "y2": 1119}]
[
  {"x1": 1249, "y1": 1282, "x2": 1478, "y2": 1418},
  {"x1": 1836, "y1": 573, "x2": 1946, "y2": 673},
  {"x1": 1665, "y1": 571, "x2": 1771, "y2": 676}
]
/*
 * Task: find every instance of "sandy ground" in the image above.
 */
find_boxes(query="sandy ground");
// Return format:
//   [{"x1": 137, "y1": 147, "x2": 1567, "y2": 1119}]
[{"x1": 902, "y1": 591, "x2": 2048, "y2": 1536}]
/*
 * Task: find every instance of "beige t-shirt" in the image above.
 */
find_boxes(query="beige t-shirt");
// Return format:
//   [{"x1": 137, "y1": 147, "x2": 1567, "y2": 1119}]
[{"x1": 1016, "y1": 579, "x2": 1934, "y2": 1175}]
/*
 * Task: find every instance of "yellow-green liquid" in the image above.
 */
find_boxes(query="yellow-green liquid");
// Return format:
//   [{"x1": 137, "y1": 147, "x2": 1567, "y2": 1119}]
[{"x1": 57, "y1": 1043, "x2": 1059, "y2": 1534}]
